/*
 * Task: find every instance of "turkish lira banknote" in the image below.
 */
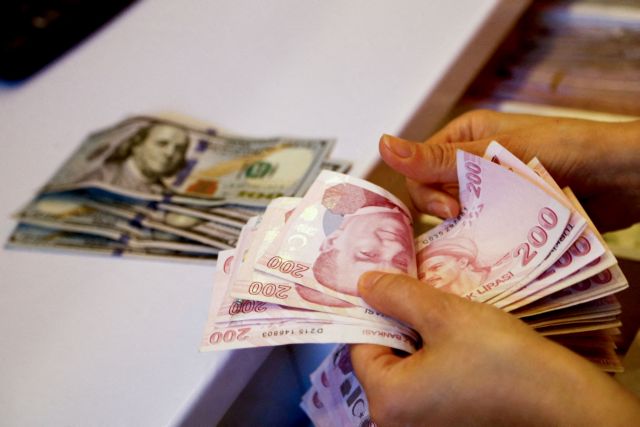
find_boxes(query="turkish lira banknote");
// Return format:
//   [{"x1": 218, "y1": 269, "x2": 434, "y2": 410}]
[
  {"x1": 201, "y1": 142, "x2": 626, "y2": 378},
  {"x1": 301, "y1": 344, "x2": 376, "y2": 427}
]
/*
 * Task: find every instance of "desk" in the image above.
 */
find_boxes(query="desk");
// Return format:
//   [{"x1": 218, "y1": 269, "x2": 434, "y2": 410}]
[{"x1": 0, "y1": 1, "x2": 528, "y2": 425}]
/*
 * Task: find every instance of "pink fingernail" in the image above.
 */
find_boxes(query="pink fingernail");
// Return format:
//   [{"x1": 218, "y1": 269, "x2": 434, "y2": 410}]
[
  {"x1": 382, "y1": 135, "x2": 414, "y2": 159},
  {"x1": 426, "y1": 201, "x2": 453, "y2": 218}
]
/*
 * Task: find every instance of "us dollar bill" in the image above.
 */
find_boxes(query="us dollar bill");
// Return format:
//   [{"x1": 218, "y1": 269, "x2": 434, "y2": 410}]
[
  {"x1": 16, "y1": 193, "x2": 223, "y2": 254},
  {"x1": 7, "y1": 223, "x2": 218, "y2": 262},
  {"x1": 42, "y1": 116, "x2": 335, "y2": 207}
]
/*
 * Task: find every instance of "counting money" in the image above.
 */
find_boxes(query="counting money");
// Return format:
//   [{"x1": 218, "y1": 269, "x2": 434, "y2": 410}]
[
  {"x1": 228, "y1": 198, "x2": 412, "y2": 330},
  {"x1": 200, "y1": 249, "x2": 417, "y2": 353},
  {"x1": 196, "y1": 141, "x2": 627, "y2": 383},
  {"x1": 253, "y1": 170, "x2": 415, "y2": 310},
  {"x1": 415, "y1": 150, "x2": 572, "y2": 302}
]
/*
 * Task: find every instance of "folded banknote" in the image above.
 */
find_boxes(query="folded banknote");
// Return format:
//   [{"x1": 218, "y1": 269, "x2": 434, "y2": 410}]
[{"x1": 201, "y1": 142, "x2": 627, "y2": 358}]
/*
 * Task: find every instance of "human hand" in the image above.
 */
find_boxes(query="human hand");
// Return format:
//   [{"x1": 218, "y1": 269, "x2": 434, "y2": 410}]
[
  {"x1": 350, "y1": 271, "x2": 640, "y2": 426},
  {"x1": 380, "y1": 110, "x2": 640, "y2": 231}
]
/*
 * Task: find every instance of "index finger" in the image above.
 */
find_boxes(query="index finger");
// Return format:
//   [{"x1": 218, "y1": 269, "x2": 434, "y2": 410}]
[{"x1": 379, "y1": 134, "x2": 491, "y2": 185}]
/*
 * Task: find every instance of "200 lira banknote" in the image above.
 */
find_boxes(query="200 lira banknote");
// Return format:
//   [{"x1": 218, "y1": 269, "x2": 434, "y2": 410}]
[{"x1": 201, "y1": 142, "x2": 626, "y2": 358}]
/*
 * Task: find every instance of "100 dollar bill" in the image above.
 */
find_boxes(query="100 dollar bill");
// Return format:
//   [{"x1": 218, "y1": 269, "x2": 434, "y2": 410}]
[{"x1": 43, "y1": 116, "x2": 335, "y2": 207}]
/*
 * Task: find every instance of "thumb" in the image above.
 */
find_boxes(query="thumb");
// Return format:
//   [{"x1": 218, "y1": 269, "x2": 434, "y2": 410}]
[
  {"x1": 359, "y1": 271, "x2": 463, "y2": 343},
  {"x1": 379, "y1": 134, "x2": 491, "y2": 185}
]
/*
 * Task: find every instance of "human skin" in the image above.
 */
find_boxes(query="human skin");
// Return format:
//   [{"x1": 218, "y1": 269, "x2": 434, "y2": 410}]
[
  {"x1": 350, "y1": 111, "x2": 640, "y2": 425},
  {"x1": 351, "y1": 271, "x2": 640, "y2": 427},
  {"x1": 132, "y1": 124, "x2": 188, "y2": 178},
  {"x1": 380, "y1": 110, "x2": 640, "y2": 232}
]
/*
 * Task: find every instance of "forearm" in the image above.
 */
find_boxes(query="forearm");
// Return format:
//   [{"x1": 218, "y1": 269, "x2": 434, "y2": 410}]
[
  {"x1": 564, "y1": 118, "x2": 640, "y2": 230},
  {"x1": 600, "y1": 120, "x2": 640, "y2": 191}
]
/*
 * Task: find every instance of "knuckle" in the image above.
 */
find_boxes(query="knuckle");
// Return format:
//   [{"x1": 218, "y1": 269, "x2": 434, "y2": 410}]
[
  {"x1": 466, "y1": 109, "x2": 496, "y2": 139},
  {"x1": 419, "y1": 143, "x2": 456, "y2": 170}
]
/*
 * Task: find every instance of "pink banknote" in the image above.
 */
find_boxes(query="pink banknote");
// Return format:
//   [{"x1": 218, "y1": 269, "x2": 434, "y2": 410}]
[
  {"x1": 492, "y1": 185, "x2": 618, "y2": 310},
  {"x1": 513, "y1": 264, "x2": 628, "y2": 317},
  {"x1": 523, "y1": 296, "x2": 621, "y2": 329},
  {"x1": 226, "y1": 198, "x2": 411, "y2": 333},
  {"x1": 482, "y1": 142, "x2": 590, "y2": 295},
  {"x1": 301, "y1": 389, "x2": 334, "y2": 427},
  {"x1": 202, "y1": 317, "x2": 417, "y2": 352},
  {"x1": 481, "y1": 142, "x2": 605, "y2": 305},
  {"x1": 201, "y1": 243, "x2": 417, "y2": 352},
  {"x1": 495, "y1": 184, "x2": 624, "y2": 311},
  {"x1": 253, "y1": 170, "x2": 416, "y2": 309},
  {"x1": 415, "y1": 150, "x2": 572, "y2": 302},
  {"x1": 304, "y1": 344, "x2": 375, "y2": 427}
]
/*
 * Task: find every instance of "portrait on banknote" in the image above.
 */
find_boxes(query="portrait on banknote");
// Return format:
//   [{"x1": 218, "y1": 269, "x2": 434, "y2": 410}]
[
  {"x1": 294, "y1": 182, "x2": 414, "y2": 306},
  {"x1": 78, "y1": 122, "x2": 189, "y2": 193},
  {"x1": 417, "y1": 236, "x2": 490, "y2": 295},
  {"x1": 43, "y1": 116, "x2": 336, "y2": 206}
]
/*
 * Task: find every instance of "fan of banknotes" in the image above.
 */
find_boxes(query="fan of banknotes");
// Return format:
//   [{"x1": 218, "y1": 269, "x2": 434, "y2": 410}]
[
  {"x1": 197, "y1": 141, "x2": 628, "y2": 426},
  {"x1": 6, "y1": 116, "x2": 350, "y2": 262}
]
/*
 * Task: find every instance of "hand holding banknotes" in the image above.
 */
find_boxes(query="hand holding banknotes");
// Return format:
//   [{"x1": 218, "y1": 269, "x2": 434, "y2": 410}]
[
  {"x1": 351, "y1": 271, "x2": 640, "y2": 426},
  {"x1": 380, "y1": 110, "x2": 640, "y2": 231},
  {"x1": 350, "y1": 111, "x2": 640, "y2": 426}
]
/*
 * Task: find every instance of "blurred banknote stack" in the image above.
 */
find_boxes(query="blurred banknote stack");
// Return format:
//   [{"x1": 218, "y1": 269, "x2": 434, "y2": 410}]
[
  {"x1": 464, "y1": 0, "x2": 640, "y2": 117},
  {"x1": 7, "y1": 116, "x2": 349, "y2": 262},
  {"x1": 196, "y1": 141, "x2": 627, "y2": 425}
]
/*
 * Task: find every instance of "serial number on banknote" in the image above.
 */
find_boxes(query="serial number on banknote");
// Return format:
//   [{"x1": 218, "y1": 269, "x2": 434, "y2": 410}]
[{"x1": 262, "y1": 327, "x2": 324, "y2": 338}]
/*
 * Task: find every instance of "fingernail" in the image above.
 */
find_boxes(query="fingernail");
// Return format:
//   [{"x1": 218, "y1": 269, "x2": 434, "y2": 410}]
[
  {"x1": 359, "y1": 271, "x2": 385, "y2": 292},
  {"x1": 382, "y1": 134, "x2": 414, "y2": 158},
  {"x1": 426, "y1": 201, "x2": 454, "y2": 218}
]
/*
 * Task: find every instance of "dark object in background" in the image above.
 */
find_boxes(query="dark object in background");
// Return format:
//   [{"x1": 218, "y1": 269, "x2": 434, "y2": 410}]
[{"x1": 0, "y1": 0, "x2": 136, "y2": 82}]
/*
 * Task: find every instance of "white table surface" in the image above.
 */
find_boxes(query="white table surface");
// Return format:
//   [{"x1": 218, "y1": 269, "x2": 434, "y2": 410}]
[{"x1": 0, "y1": 1, "x2": 527, "y2": 425}]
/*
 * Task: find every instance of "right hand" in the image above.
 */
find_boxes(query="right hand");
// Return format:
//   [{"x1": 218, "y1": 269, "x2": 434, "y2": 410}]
[
  {"x1": 380, "y1": 110, "x2": 640, "y2": 232},
  {"x1": 351, "y1": 271, "x2": 640, "y2": 426}
]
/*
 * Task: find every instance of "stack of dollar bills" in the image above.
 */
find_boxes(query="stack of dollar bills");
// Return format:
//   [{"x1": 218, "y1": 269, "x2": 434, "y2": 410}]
[
  {"x1": 7, "y1": 116, "x2": 349, "y2": 262},
  {"x1": 196, "y1": 142, "x2": 628, "y2": 425}
]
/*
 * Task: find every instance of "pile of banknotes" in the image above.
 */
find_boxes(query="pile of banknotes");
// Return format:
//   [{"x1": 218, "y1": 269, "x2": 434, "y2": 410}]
[
  {"x1": 197, "y1": 141, "x2": 627, "y2": 426},
  {"x1": 467, "y1": 1, "x2": 640, "y2": 117},
  {"x1": 301, "y1": 344, "x2": 375, "y2": 427},
  {"x1": 7, "y1": 116, "x2": 349, "y2": 262}
]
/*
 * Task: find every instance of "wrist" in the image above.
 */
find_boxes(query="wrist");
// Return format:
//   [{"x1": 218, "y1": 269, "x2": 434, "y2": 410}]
[{"x1": 510, "y1": 339, "x2": 640, "y2": 426}]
